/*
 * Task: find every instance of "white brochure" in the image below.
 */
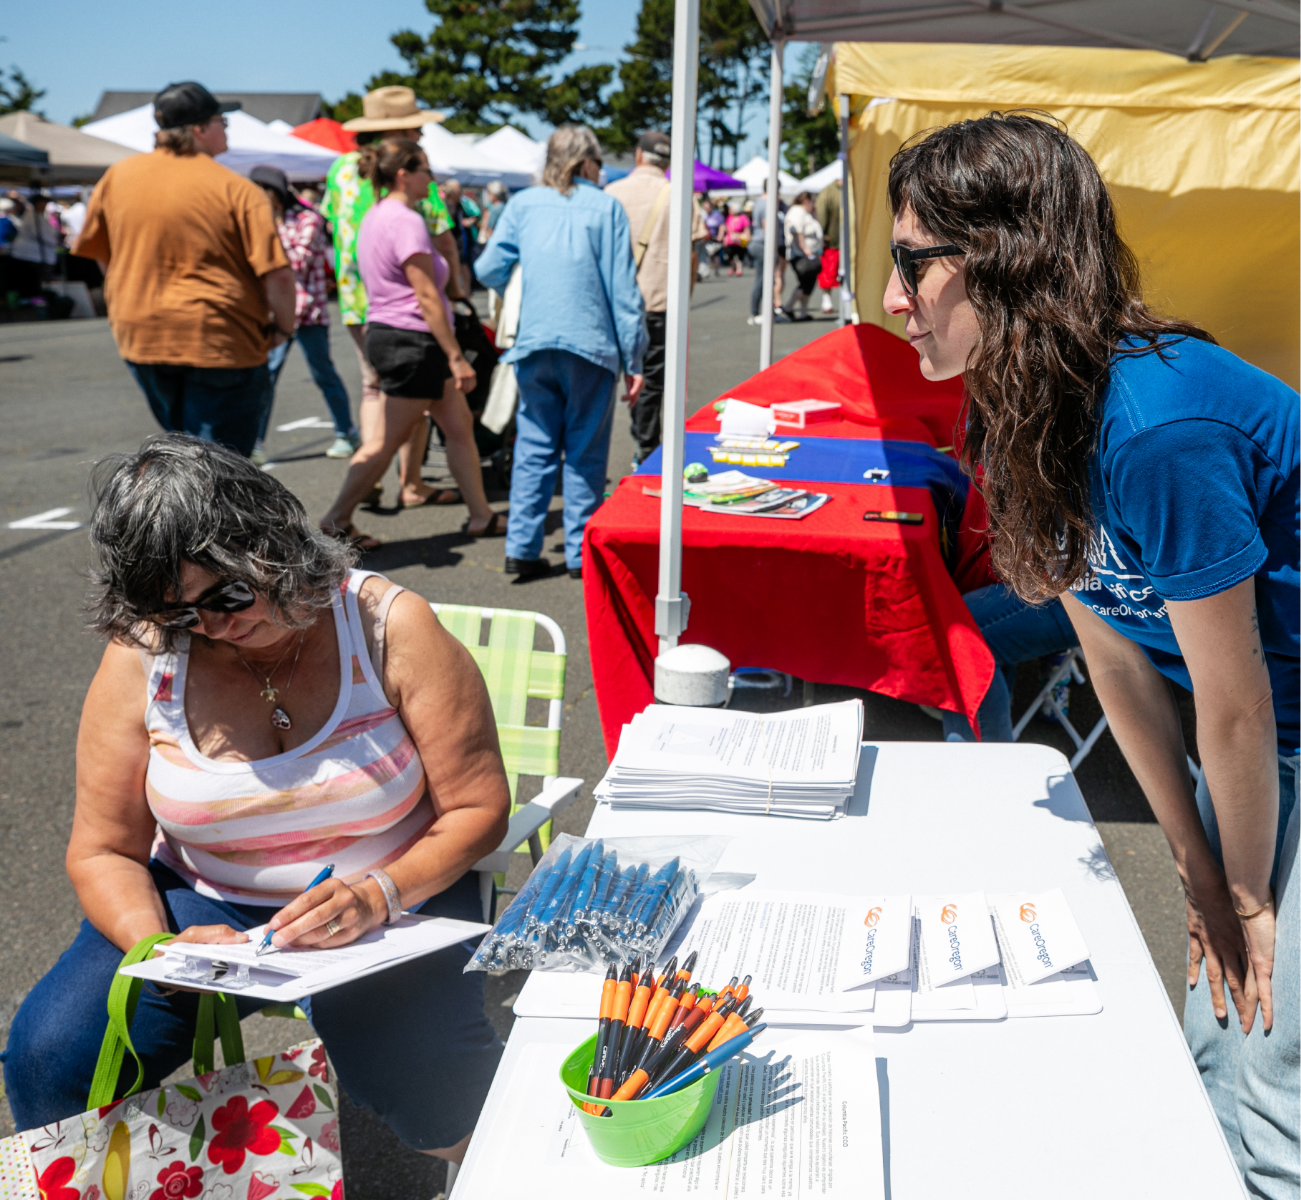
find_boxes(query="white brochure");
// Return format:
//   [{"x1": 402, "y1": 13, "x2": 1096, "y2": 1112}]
[
  {"x1": 838, "y1": 894, "x2": 913, "y2": 988},
  {"x1": 674, "y1": 889, "x2": 876, "y2": 1012},
  {"x1": 988, "y1": 889, "x2": 1090, "y2": 985},
  {"x1": 466, "y1": 1031, "x2": 884, "y2": 1199},
  {"x1": 915, "y1": 891, "x2": 1001, "y2": 987}
]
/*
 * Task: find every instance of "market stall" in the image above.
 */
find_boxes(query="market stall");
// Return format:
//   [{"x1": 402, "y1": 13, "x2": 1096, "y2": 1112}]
[
  {"x1": 583, "y1": 322, "x2": 997, "y2": 752},
  {"x1": 836, "y1": 43, "x2": 1301, "y2": 387},
  {"x1": 0, "y1": 112, "x2": 134, "y2": 184},
  {"x1": 0, "y1": 132, "x2": 49, "y2": 183},
  {"x1": 81, "y1": 104, "x2": 339, "y2": 180}
]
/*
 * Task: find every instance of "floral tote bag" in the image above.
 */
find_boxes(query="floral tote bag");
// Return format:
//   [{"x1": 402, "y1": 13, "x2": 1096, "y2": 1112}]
[{"x1": 4, "y1": 934, "x2": 344, "y2": 1200}]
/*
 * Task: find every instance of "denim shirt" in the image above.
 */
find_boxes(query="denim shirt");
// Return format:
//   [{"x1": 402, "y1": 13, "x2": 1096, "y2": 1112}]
[{"x1": 474, "y1": 179, "x2": 647, "y2": 377}]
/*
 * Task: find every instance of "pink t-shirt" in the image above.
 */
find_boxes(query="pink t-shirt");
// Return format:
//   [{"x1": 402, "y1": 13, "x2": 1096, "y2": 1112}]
[{"x1": 356, "y1": 198, "x2": 453, "y2": 332}]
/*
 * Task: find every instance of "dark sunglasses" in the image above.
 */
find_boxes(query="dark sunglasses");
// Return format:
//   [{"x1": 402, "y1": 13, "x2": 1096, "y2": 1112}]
[
  {"x1": 148, "y1": 580, "x2": 256, "y2": 629},
  {"x1": 890, "y1": 242, "x2": 963, "y2": 297}
]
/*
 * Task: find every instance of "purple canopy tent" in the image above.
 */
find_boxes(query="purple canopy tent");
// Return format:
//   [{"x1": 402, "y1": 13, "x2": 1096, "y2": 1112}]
[{"x1": 665, "y1": 159, "x2": 744, "y2": 192}]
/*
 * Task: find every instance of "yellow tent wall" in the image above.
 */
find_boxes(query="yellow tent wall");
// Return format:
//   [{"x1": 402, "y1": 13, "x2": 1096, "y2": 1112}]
[{"x1": 834, "y1": 44, "x2": 1301, "y2": 387}]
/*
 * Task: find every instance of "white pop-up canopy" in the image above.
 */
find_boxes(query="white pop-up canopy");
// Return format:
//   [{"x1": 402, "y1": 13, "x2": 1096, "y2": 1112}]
[
  {"x1": 722, "y1": 153, "x2": 801, "y2": 196},
  {"x1": 82, "y1": 104, "x2": 340, "y2": 180},
  {"x1": 650, "y1": 0, "x2": 1300, "y2": 655},
  {"x1": 420, "y1": 123, "x2": 537, "y2": 189},
  {"x1": 476, "y1": 124, "x2": 547, "y2": 185},
  {"x1": 797, "y1": 156, "x2": 841, "y2": 192}
]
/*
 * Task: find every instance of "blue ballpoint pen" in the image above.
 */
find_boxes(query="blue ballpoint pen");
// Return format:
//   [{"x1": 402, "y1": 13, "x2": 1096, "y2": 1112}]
[
  {"x1": 256, "y1": 863, "x2": 336, "y2": 955},
  {"x1": 641, "y1": 1023, "x2": 768, "y2": 1099}
]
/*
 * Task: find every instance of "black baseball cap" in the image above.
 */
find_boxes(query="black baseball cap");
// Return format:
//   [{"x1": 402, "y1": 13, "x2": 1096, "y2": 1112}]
[
  {"x1": 638, "y1": 130, "x2": 671, "y2": 158},
  {"x1": 249, "y1": 165, "x2": 299, "y2": 209},
  {"x1": 154, "y1": 82, "x2": 240, "y2": 131}
]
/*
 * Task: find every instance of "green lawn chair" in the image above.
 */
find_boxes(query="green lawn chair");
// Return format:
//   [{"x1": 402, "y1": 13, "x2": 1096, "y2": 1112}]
[{"x1": 431, "y1": 603, "x2": 583, "y2": 922}]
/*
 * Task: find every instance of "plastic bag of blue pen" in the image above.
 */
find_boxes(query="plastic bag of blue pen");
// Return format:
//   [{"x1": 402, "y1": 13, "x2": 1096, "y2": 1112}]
[{"x1": 466, "y1": 833, "x2": 730, "y2": 973}]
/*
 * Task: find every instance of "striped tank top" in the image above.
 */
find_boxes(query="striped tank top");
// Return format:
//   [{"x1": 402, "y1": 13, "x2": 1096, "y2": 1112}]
[{"x1": 144, "y1": 569, "x2": 433, "y2": 904}]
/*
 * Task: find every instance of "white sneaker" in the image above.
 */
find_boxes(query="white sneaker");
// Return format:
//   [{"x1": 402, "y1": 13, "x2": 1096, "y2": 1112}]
[
  {"x1": 326, "y1": 435, "x2": 359, "y2": 459},
  {"x1": 249, "y1": 442, "x2": 267, "y2": 467}
]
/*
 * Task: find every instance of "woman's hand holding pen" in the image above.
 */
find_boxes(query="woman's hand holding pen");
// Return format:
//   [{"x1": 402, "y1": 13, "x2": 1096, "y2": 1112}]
[{"x1": 264, "y1": 877, "x2": 385, "y2": 951}]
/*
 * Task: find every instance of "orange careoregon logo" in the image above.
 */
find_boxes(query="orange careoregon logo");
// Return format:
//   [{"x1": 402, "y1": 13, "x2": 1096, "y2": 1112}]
[
  {"x1": 864, "y1": 907, "x2": 882, "y2": 927},
  {"x1": 1019, "y1": 903, "x2": 1037, "y2": 923},
  {"x1": 940, "y1": 904, "x2": 957, "y2": 924}
]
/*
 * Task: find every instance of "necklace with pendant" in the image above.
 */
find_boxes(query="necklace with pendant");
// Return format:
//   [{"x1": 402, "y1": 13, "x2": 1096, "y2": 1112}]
[{"x1": 235, "y1": 632, "x2": 306, "y2": 730}]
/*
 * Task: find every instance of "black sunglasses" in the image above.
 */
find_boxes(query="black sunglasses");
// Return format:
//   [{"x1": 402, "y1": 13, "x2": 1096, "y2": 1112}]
[
  {"x1": 890, "y1": 242, "x2": 963, "y2": 297},
  {"x1": 148, "y1": 580, "x2": 256, "y2": 629}
]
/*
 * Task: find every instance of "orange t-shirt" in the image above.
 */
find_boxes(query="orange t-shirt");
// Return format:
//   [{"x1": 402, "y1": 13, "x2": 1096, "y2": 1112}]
[{"x1": 75, "y1": 151, "x2": 289, "y2": 369}]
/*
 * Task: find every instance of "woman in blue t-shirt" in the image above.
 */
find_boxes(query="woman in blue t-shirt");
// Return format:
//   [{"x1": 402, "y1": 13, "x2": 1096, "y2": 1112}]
[{"x1": 883, "y1": 113, "x2": 1298, "y2": 1191}]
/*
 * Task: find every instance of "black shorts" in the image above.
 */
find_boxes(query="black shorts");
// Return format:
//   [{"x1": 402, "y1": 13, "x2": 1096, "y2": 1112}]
[{"x1": 364, "y1": 323, "x2": 451, "y2": 399}]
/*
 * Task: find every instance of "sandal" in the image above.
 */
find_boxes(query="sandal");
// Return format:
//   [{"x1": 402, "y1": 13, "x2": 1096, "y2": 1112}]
[
  {"x1": 402, "y1": 487, "x2": 462, "y2": 509},
  {"x1": 463, "y1": 511, "x2": 507, "y2": 538},
  {"x1": 323, "y1": 523, "x2": 382, "y2": 551}
]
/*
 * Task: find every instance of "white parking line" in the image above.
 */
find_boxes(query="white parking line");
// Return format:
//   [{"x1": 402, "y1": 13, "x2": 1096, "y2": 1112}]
[
  {"x1": 7, "y1": 507, "x2": 82, "y2": 531},
  {"x1": 276, "y1": 416, "x2": 335, "y2": 431}
]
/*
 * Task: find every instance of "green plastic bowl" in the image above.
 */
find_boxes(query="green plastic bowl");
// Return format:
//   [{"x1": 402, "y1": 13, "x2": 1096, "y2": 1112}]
[{"x1": 559, "y1": 1033, "x2": 722, "y2": 1167}]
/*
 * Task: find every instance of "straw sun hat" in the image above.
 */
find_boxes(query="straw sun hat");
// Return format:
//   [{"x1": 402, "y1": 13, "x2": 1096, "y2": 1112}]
[{"x1": 341, "y1": 86, "x2": 446, "y2": 133}]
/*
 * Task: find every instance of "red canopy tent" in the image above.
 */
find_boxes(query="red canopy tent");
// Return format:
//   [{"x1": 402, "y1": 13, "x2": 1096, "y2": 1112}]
[{"x1": 291, "y1": 118, "x2": 356, "y2": 154}]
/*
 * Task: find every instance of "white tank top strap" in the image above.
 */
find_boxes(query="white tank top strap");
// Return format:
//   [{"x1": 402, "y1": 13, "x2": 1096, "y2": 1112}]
[
  {"x1": 371, "y1": 581, "x2": 408, "y2": 680},
  {"x1": 344, "y1": 569, "x2": 405, "y2": 703}
]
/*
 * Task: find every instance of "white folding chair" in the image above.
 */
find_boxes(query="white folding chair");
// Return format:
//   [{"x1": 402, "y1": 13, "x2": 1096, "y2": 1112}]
[{"x1": 1012, "y1": 648, "x2": 1201, "y2": 783}]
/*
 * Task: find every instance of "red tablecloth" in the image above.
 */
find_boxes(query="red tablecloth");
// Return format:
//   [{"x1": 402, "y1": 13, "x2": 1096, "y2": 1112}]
[
  {"x1": 584, "y1": 477, "x2": 996, "y2": 757},
  {"x1": 581, "y1": 322, "x2": 999, "y2": 756}
]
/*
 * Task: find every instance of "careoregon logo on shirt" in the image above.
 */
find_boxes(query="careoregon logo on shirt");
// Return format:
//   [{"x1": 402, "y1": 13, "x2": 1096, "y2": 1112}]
[
  {"x1": 940, "y1": 904, "x2": 957, "y2": 924},
  {"x1": 1019, "y1": 903, "x2": 1037, "y2": 923},
  {"x1": 864, "y1": 907, "x2": 882, "y2": 927}
]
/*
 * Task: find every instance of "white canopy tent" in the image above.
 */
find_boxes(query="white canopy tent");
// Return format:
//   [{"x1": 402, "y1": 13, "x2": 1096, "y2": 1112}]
[
  {"x1": 475, "y1": 125, "x2": 547, "y2": 185},
  {"x1": 716, "y1": 153, "x2": 801, "y2": 196},
  {"x1": 82, "y1": 105, "x2": 339, "y2": 180},
  {"x1": 420, "y1": 123, "x2": 537, "y2": 189},
  {"x1": 651, "y1": 0, "x2": 1300, "y2": 653},
  {"x1": 796, "y1": 155, "x2": 841, "y2": 192}
]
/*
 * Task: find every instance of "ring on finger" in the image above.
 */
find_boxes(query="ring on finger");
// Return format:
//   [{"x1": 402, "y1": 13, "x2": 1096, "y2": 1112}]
[{"x1": 325, "y1": 917, "x2": 342, "y2": 937}]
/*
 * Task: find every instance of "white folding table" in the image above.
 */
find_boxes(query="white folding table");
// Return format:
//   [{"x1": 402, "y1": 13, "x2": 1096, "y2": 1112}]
[{"x1": 454, "y1": 742, "x2": 1244, "y2": 1199}]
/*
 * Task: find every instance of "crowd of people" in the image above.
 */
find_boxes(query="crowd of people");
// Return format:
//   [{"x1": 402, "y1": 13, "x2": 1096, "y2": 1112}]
[
  {"x1": 698, "y1": 183, "x2": 842, "y2": 322},
  {"x1": 55, "y1": 81, "x2": 819, "y2": 581}
]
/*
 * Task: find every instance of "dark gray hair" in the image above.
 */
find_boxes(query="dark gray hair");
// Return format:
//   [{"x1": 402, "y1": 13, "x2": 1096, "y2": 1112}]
[
  {"x1": 542, "y1": 125, "x2": 601, "y2": 195},
  {"x1": 88, "y1": 435, "x2": 354, "y2": 651}
]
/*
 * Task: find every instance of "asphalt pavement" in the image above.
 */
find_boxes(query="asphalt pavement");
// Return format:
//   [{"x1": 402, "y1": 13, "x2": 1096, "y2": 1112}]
[{"x1": 0, "y1": 271, "x2": 1190, "y2": 1198}]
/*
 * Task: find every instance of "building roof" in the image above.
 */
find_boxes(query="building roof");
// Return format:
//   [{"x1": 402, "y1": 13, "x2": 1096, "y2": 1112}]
[{"x1": 90, "y1": 91, "x2": 323, "y2": 126}]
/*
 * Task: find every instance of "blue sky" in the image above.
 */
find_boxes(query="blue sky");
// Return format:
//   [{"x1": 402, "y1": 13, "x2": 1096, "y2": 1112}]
[
  {"x1": 2, "y1": 1, "x2": 637, "y2": 122},
  {"x1": 0, "y1": 0, "x2": 779, "y2": 160}
]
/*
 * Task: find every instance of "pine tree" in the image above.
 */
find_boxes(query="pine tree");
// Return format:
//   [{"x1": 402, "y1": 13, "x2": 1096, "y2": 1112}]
[
  {"x1": 357, "y1": 0, "x2": 612, "y2": 134},
  {"x1": 0, "y1": 68, "x2": 45, "y2": 117}
]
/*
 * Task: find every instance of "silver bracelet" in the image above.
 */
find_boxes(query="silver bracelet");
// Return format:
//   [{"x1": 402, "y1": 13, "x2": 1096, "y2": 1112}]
[{"x1": 365, "y1": 869, "x2": 402, "y2": 925}]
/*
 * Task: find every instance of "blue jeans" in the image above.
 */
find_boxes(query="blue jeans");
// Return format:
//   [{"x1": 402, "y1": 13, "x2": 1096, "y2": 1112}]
[
  {"x1": 127, "y1": 361, "x2": 270, "y2": 458},
  {"x1": 508, "y1": 349, "x2": 616, "y2": 570},
  {"x1": 256, "y1": 324, "x2": 357, "y2": 443},
  {"x1": 1, "y1": 862, "x2": 501, "y2": 1151},
  {"x1": 1185, "y1": 756, "x2": 1300, "y2": 1197},
  {"x1": 941, "y1": 584, "x2": 1079, "y2": 742}
]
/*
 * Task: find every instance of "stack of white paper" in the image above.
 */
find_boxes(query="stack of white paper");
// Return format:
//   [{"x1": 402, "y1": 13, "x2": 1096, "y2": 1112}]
[{"x1": 595, "y1": 700, "x2": 863, "y2": 820}]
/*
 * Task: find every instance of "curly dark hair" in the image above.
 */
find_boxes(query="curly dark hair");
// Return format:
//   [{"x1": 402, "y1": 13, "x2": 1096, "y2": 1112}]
[
  {"x1": 88, "y1": 435, "x2": 354, "y2": 651},
  {"x1": 888, "y1": 111, "x2": 1211, "y2": 601}
]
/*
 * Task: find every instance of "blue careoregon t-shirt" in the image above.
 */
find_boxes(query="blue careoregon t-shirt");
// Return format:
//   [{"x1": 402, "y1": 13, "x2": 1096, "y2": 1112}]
[{"x1": 1072, "y1": 336, "x2": 1299, "y2": 756}]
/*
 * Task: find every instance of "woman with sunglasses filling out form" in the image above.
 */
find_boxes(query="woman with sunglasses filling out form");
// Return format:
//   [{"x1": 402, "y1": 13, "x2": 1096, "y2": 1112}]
[
  {"x1": 2, "y1": 434, "x2": 510, "y2": 1168},
  {"x1": 883, "y1": 113, "x2": 1298, "y2": 1195}
]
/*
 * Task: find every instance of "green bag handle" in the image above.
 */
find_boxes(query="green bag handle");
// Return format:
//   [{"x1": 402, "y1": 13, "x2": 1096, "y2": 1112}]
[{"x1": 87, "y1": 934, "x2": 247, "y2": 1109}]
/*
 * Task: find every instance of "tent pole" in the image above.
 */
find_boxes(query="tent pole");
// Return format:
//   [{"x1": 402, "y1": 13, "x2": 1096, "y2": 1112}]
[
  {"x1": 759, "y1": 36, "x2": 784, "y2": 370},
  {"x1": 656, "y1": 0, "x2": 700, "y2": 655},
  {"x1": 838, "y1": 93, "x2": 853, "y2": 325}
]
